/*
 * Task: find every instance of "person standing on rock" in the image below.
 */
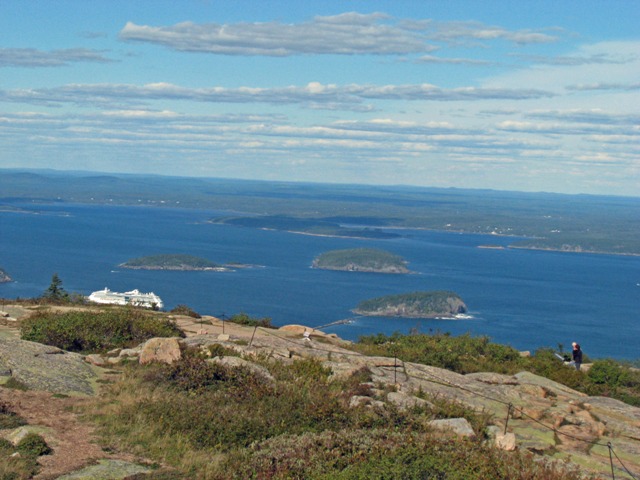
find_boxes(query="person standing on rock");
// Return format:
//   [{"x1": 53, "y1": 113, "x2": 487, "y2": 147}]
[{"x1": 572, "y1": 342, "x2": 583, "y2": 371}]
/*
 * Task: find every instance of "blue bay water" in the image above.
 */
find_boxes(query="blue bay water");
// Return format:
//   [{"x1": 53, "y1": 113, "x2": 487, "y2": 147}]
[{"x1": 1, "y1": 203, "x2": 639, "y2": 360}]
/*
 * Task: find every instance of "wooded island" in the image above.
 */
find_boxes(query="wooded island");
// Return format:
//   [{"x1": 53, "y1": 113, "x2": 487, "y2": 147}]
[
  {"x1": 312, "y1": 248, "x2": 410, "y2": 274},
  {"x1": 354, "y1": 291, "x2": 467, "y2": 318},
  {"x1": 120, "y1": 254, "x2": 225, "y2": 271}
]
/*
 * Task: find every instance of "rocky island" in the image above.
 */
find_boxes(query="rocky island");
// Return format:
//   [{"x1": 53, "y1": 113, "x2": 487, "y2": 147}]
[
  {"x1": 312, "y1": 248, "x2": 410, "y2": 274},
  {"x1": 354, "y1": 290, "x2": 467, "y2": 318},
  {"x1": 0, "y1": 267, "x2": 11, "y2": 283},
  {"x1": 120, "y1": 254, "x2": 228, "y2": 271}
]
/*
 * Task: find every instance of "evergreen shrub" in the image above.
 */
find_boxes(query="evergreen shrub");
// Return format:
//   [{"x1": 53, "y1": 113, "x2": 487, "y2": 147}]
[{"x1": 20, "y1": 307, "x2": 184, "y2": 353}]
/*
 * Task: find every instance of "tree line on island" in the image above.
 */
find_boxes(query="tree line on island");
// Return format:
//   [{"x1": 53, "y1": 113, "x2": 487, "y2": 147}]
[
  {"x1": 119, "y1": 254, "x2": 255, "y2": 272},
  {"x1": 312, "y1": 248, "x2": 410, "y2": 274}
]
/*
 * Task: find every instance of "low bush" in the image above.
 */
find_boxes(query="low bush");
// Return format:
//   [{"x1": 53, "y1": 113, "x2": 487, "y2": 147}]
[
  {"x1": 584, "y1": 359, "x2": 640, "y2": 405},
  {"x1": 226, "y1": 313, "x2": 273, "y2": 329},
  {"x1": 0, "y1": 434, "x2": 51, "y2": 480},
  {"x1": 20, "y1": 307, "x2": 184, "y2": 353},
  {"x1": 2, "y1": 378, "x2": 29, "y2": 392},
  {"x1": 145, "y1": 356, "x2": 260, "y2": 394},
  {"x1": 169, "y1": 304, "x2": 201, "y2": 319},
  {"x1": 219, "y1": 429, "x2": 589, "y2": 480},
  {"x1": 207, "y1": 343, "x2": 240, "y2": 358},
  {"x1": 16, "y1": 433, "x2": 52, "y2": 457},
  {"x1": 354, "y1": 331, "x2": 525, "y2": 374}
]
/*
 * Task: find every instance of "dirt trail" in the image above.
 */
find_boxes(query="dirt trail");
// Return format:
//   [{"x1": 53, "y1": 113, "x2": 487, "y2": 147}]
[{"x1": 0, "y1": 389, "x2": 121, "y2": 479}]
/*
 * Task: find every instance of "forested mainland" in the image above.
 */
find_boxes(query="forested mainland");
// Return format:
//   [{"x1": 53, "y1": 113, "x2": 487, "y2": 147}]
[
  {"x1": 355, "y1": 291, "x2": 468, "y2": 318},
  {"x1": 213, "y1": 215, "x2": 400, "y2": 239},
  {"x1": 312, "y1": 248, "x2": 410, "y2": 274},
  {"x1": 2, "y1": 170, "x2": 640, "y2": 255},
  {"x1": 120, "y1": 254, "x2": 222, "y2": 271}
]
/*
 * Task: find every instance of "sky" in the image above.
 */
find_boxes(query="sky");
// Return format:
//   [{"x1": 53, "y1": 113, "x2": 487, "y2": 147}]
[{"x1": 1, "y1": 1, "x2": 639, "y2": 196}]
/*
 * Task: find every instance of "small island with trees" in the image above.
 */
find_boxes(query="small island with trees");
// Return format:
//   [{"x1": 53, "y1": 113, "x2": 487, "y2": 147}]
[
  {"x1": 312, "y1": 248, "x2": 410, "y2": 274},
  {"x1": 354, "y1": 291, "x2": 468, "y2": 318},
  {"x1": 0, "y1": 267, "x2": 12, "y2": 283},
  {"x1": 120, "y1": 254, "x2": 230, "y2": 271}
]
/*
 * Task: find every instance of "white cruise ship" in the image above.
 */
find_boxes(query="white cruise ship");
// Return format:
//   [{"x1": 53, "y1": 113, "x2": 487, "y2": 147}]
[{"x1": 87, "y1": 288, "x2": 164, "y2": 309}]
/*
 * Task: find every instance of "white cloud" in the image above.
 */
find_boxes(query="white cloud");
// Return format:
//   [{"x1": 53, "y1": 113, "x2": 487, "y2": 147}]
[
  {"x1": 428, "y1": 21, "x2": 559, "y2": 45},
  {"x1": 0, "y1": 48, "x2": 113, "y2": 67},
  {"x1": 483, "y1": 40, "x2": 640, "y2": 93},
  {"x1": 119, "y1": 13, "x2": 436, "y2": 56},
  {"x1": 119, "y1": 14, "x2": 558, "y2": 57},
  {"x1": 0, "y1": 81, "x2": 555, "y2": 110}
]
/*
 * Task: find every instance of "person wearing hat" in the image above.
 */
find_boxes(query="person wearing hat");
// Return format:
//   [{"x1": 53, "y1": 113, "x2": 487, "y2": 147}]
[{"x1": 572, "y1": 342, "x2": 583, "y2": 371}]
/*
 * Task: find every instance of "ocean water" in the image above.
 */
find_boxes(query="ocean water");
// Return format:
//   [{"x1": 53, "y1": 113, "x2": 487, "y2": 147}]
[{"x1": 1, "y1": 203, "x2": 639, "y2": 360}]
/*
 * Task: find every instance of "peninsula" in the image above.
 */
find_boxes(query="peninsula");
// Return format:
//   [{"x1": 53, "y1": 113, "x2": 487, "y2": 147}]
[
  {"x1": 354, "y1": 291, "x2": 467, "y2": 318},
  {"x1": 212, "y1": 215, "x2": 400, "y2": 240},
  {"x1": 312, "y1": 248, "x2": 410, "y2": 274},
  {"x1": 0, "y1": 268, "x2": 11, "y2": 283},
  {"x1": 120, "y1": 254, "x2": 227, "y2": 271}
]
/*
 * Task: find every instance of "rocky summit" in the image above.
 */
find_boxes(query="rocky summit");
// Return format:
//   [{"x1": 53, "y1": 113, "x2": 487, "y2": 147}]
[{"x1": 1, "y1": 310, "x2": 639, "y2": 479}]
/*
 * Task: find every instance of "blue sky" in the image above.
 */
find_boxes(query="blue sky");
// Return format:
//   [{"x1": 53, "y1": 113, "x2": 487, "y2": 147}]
[{"x1": 1, "y1": 1, "x2": 638, "y2": 196}]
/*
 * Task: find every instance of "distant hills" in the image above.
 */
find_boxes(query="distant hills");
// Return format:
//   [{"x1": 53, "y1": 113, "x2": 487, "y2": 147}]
[{"x1": 2, "y1": 169, "x2": 639, "y2": 256}]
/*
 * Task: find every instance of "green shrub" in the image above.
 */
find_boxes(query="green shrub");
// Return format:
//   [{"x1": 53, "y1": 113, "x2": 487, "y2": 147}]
[
  {"x1": 2, "y1": 378, "x2": 29, "y2": 392},
  {"x1": 20, "y1": 307, "x2": 184, "y2": 353},
  {"x1": 16, "y1": 433, "x2": 52, "y2": 457},
  {"x1": 227, "y1": 313, "x2": 273, "y2": 328},
  {"x1": 353, "y1": 331, "x2": 525, "y2": 374},
  {"x1": 588, "y1": 359, "x2": 624, "y2": 386},
  {"x1": 527, "y1": 348, "x2": 585, "y2": 390},
  {"x1": 585, "y1": 359, "x2": 640, "y2": 405},
  {"x1": 219, "y1": 429, "x2": 588, "y2": 480},
  {"x1": 150, "y1": 357, "x2": 258, "y2": 393},
  {"x1": 169, "y1": 304, "x2": 201, "y2": 319},
  {"x1": 207, "y1": 343, "x2": 240, "y2": 358}
]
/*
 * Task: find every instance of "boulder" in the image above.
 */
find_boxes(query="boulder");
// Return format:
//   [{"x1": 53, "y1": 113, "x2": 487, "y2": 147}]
[
  {"x1": 118, "y1": 347, "x2": 141, "y2": 358},
  {"x1": 84, "y1": 354, "x2": 107, "y2": 367},
  {"x1": 387, "y1": 391, "x2": 433, "y2": 411},
  {"x1": 55, "y1": 459, "x2": 153, "y2": 479},
  {"x1": 139, "y1": 337, "x2": 182, "y2": 365},
  {"x1": 428, "y1": 418, "x2": 476, "y2": 438},
  {"x1": 495, "y1": 432, "x2": 517, "y2": 451},
  {"x1": 0, "y1": 337, "x2": 98, "y2": 395}
]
